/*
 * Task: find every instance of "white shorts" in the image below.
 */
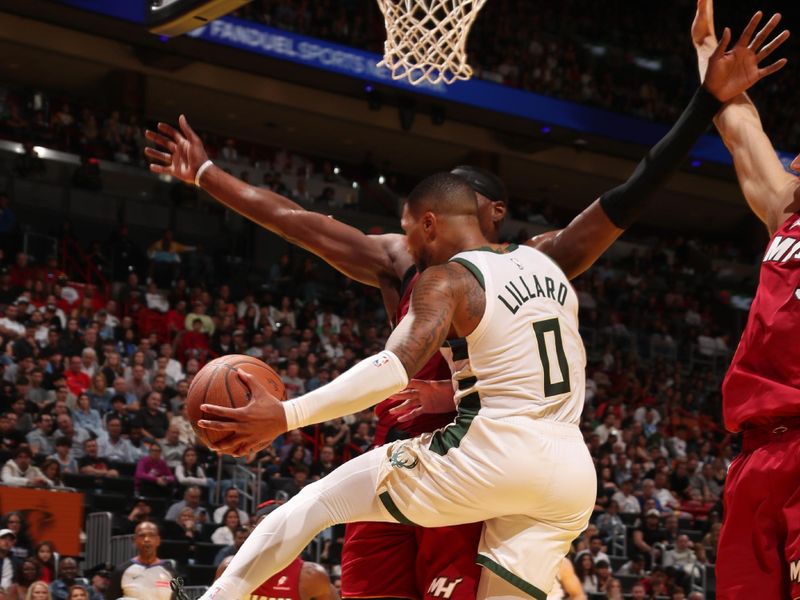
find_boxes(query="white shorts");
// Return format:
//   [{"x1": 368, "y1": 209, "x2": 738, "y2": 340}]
[{"x1": 375, "y1": 415, "x2": 596, "y2": 599}]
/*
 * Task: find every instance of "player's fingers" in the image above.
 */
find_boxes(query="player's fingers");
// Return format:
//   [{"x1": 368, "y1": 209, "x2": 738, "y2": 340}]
[
  {"x1": 396, "y1": 407, "x2": 423, "y2": 423},
  {"x1": 757, "y1": 57, "x2": 788, "y2": 79},
  {"x1": 144, "y1": 147, "x2": 172, "y2": 164},
  {"x1": 388, "y1": 399, "x2": 417, "y2": 414},
  {"x1": 178, "y1": 114, "x2": 199, "y2": 142},
  {"x1": 749, "y1": 13, "x2": 781, "y2": 50},
  {"x1": 756, "y1": 30, "x2": 790, "y2": 62},
  {"x1": 235, "y1": 369, "x2": 269, "y2": 401},
  {"x1": 199, "y1": 403, "x2": 246, "y2": 420},
  {"x1": 149, "y1": 164, "x2": 169, "y2": 175},
  {"x1": 197, "y1": 419, "x2": 241, "y2": 432},
  {"x1": 144, "y1": 129, "x2": 177, "y2": 152},
  {"x1": 711, "y1": 27, "x2": 732, "y2": 59},
  {"x1": 736, "y1": 11, "x2": 763, "y2": 47},
  {"x1": 157, "y1": 121, "x2": 183, "y2": 141}
]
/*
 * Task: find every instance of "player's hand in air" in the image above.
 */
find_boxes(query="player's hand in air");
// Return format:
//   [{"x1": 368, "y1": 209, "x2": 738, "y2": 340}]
[
  {"x1": 388, "y1": 379, "x2": 456, "y2": 423},
  {"x1": 702, "y1": 10, "x2": 789, "y2": 103},
  {"x1": 144, "y1": 115, "x2": 209, "y2": 184},
  {"x1": 198, "y1": 370, "x2": 288, "y2": 457},
  {"x1": 692, "y1": 0, "x2": 717, "y2": 54}
]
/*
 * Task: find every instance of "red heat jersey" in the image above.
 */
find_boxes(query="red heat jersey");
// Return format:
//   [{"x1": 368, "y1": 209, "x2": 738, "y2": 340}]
[
  {"x1": 248, "y1": 557, "x2": 303, "y2": 600},
  {"x1": 722, "y1": 212, "x2": 800, "y2": 432},
  {"x1": 373, "y1": 267, "x2": 455, "y2": 445}
]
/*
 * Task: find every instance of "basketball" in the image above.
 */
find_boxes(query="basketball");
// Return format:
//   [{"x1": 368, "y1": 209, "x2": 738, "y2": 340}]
[{"x1": 186, "y1": 354, "x2": 286, "y2": 447}]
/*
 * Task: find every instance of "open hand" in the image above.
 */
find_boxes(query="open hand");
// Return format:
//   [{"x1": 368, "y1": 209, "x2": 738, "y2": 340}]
[
  {"x1": 702, "y1": 11, "x2": 789, "y2": 103},
  {"x1": 144, "y1": 115, "x2": 209, "y2": 185},
  {"x1": 198, "y1": 370, "x2": 288, "y2": 457}
]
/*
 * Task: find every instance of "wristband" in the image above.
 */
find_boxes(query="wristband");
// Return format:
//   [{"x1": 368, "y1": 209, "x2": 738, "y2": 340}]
[{"x1": 194, "y1": 159, "x2": 214, "y2": 187}]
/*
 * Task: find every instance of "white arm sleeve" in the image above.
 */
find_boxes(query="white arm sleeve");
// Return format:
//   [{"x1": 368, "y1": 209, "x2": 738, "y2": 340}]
[{"x1": 283, "y1": 350, "x2": 409, "y2": 430}]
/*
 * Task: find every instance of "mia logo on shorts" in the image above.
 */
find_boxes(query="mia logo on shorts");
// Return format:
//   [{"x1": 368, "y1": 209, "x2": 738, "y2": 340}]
[
  {"x1": 790, "y1": 559, "x2": 800, "y2": 583},
  {"x1": 427, "y1": 577, "x2": 463, "y2": 599},
  {"x1": 389, "y1": 445, "x2": 418, "y2": 470}
]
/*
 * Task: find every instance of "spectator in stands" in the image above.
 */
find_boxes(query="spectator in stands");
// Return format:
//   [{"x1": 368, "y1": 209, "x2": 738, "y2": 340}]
[
  {"x1": 594, "y1": 560, "x2": 612, "y2": 593},
  {"x1": 213, "y1": 526, "x2": 248, "y2": 567},
  {"x1": 176, "y1": 318, "x2": 211, "y2": 365},
  {"x1": 174, "y1": 447, "x2": 210, "y2": 497},
  {"x1": 211, "y1": 509, "x2": 241, "y2": 546},
  {"x1": 310, "y1": 445, "x2": 338, "y2": 480},
  {"x1": 0, "y1": 413, "x2": 25, "y2": 452},
  {"x1": 85, "y1": 373, "x2": 111, "y2": 414},
  {"x1": 85, "y1": 566, "x2": 110, "y2": 600},
  {"x1": 611, "y1": 478, "x2": 640, "y2": 514},
  {"x1": 212, "y1": 487, "x2": 249, "y2": 526},
  {"x1": 165, "y1": 485, "x2": 207, "y2": 522},
  {"x1": 595, "y1": 500, "x2": 624, "y2": 545},
  {"x1": 184, "y1": 301, "x2": 214, "y2": 335},
  {"x1": 63, "y1": 357, "x2": 88, "y2": 398},
  {"x1": 32, "y1": 542, "x2": 55, "y2": 583},
  {"x1": 39, "y1": 459, "x2": 62, "y2": 488},
  {"x1": 8, "y1": 557, "x2": 39, "y2": 599},
  {"x1": 98, "y1": 416, "x2": 135, "y2": 464},
  {"x1": 603, "y1": 577, "x2": 623, "y2": 599},
  {"x1": 574, "y1": 553, "x2": 597, "y2": 594},
  {"x1": 71, "y1": 395, "x2": 101, "y2": 434},
  {"x1": 168, "y1": 401, "x2": 194, "y2": 447},
  {"x1": 576, "y1": 535, "x2": 610, "y2": 565},
  {"x1": 663, "y1": 534, "x2": 697, "y2": 584},
  {"x1": 25, "y1": 414, "x2": 54, "y2": 456},
  {"x1": 53, "y1": 415, "x2": 89, "y2": 459},
  {"x1": 159, "y1": 424, "x2": 185, "y2": 469},
  {"x1": 0, "y1": 304, "x2": 26, "y2": 340},
  {"x1": 48, "y1": 557, "x2": 79, "y2": 600},
  {"x1": 3, "y1": 513, "x2": 30, "y2": 560},
  {"x1": 632, "y1": 509, "x2": 666, "y2": 568},
  {"x1": 173, "y1": 507, "x2": 202, "y2": 542},
  {"x1": 616, "y1": 554, "x2": 645, "y2": 577},
  {"x1": 22, "y1": 580, "x2": 50, "y2": 600},
  {"x1": 0, "y1": 528, "x2": 17, "y2": 590},
  {"x1": 137, "y1": 392, "x2": 168, "y2": 440},
  {"x1": 133, "y1": 443, "x2": 174, "y2": 495},
  {"x1": 126, "y1": 366, "x2": 150, "y2": 405},
  {"x1": 642, "y1": 566, "x2": 672, "y2": 598},
  {"x1": 629, "y1": 583, "x2": 646, "y2": 600},
  {"x1": 78, "y1": 438, "x2": 118, "y2": 478},
  {"x1": 50, "y1": 437, "x2": 77, "y2": 475},
  {"x1": 1, "y1": 447, "x2": 51, "y2": 488},
  {"x1": 107, "y1": 522, "x2": 176, "y2": 600},
  {"x1": 127, "y1": 423, "x2": 153, "y2": 462}
]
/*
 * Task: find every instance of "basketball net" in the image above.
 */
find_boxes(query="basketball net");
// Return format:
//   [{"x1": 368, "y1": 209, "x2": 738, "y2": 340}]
[{"x1": 376, "y1": 0, "x2": 488, "y2": 86}]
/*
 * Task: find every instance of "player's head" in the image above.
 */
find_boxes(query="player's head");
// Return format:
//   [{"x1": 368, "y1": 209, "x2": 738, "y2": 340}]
[
  {"x1": 402, "y1": 172, "x2": 480, "y2": 271},
  {"x1": 450, "y1": 165, "x2": 508, "y2": 242}
]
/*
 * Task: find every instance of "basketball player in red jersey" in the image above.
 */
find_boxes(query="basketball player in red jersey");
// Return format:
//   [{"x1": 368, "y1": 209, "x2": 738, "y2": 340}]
[
  {"x1": 693, "y1": 2, "x2": 799, "y2": 598},
  {"x1": 146, "y1": 32, "x2": 786, "y2": 598},
  {"x1": 216, "y1": 554, "x2": 338, "y2": 600}
]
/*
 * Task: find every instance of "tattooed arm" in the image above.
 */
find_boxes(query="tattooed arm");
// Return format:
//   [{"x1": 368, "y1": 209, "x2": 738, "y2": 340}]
[{"x1": 198, "y1": 263, "x2": 479, "y2": 456}]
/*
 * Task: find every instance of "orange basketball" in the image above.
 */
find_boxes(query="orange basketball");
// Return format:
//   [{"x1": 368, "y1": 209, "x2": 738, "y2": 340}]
[{"x1": 186, "y1": 354, "x2": 285, "y2": 448}]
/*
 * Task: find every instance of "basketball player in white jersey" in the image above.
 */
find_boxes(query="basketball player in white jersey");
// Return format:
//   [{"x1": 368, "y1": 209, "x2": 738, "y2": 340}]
[{"x1": 197, "y1": 173, "x2": 597, "y2": 599}]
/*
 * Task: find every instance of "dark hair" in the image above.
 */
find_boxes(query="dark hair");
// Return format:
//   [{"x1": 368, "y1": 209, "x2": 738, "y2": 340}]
[
  {"x1": 55, "y1": 436, "x2": 71, "y2": 448},
  {"x1": 450, "y1": 165, "x2": 508, "y2": 204},
  {"x1": 406, "y1": 172, "x2": 478, "y2": 217}
]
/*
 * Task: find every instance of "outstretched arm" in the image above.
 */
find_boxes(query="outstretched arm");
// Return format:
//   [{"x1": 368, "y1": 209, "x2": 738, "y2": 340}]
[
  {"x1": 693, "y1": 0, "x2": 798, "y2": 235},
  {"x1": 145, "y1": 117, "x2": 406, "y2": 288},
  {"x1": 529, "y1": 9, "x2": 790, "y2": 277},
  {"x1": 198, "y1": 263, "x2": 465, "y2": 456}
]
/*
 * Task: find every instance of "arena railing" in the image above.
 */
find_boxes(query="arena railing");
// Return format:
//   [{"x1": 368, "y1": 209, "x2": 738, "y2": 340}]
[
  {"x1": 85, "y1": 512, "x2": 113, "y2": 570},
  {"x1": 110, "y1": 533, "x2": 136, "y2": 567}
]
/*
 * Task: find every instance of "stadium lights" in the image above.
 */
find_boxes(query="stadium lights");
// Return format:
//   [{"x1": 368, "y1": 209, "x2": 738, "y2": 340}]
[
  {"x1": 352, "y1": 182, "x2": 359, "y2": 189},
  {"x1": 378, "y1": 175, "x2": 386, "y2": 185},
  {"x1": 333, "y1": 167, "x2": 341, "y2": 175}
]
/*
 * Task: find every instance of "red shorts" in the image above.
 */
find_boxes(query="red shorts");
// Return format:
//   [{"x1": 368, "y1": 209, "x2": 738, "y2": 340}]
[
  {"x1": 717, "y1": 423, "x2": 800, "y2": 600},
  {"x1": 341, "y1": 521, "x2": 483, "y2": 600}
]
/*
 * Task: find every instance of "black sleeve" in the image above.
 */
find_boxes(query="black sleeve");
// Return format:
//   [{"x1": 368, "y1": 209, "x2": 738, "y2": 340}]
[{"x1": 599, "y1": 86, "x2": 722, "y2": 229}]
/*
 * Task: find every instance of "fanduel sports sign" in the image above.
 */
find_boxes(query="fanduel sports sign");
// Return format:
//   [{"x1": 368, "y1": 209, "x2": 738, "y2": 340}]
[{"x1": 52, "y1": 2, "x2": 797, "y2": 169}]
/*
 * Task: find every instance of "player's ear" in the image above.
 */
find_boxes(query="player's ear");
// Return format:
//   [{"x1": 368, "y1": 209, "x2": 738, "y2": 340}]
[
  {"x1": 492, "y1": 200, "x2": 507, "y2": 224},
  {"x1": 422, "y1": 211, "x2": 436, "y2": 236}
]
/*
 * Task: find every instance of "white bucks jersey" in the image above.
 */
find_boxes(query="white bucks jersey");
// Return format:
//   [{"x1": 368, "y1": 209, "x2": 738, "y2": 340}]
[{"x1": 443, "y1": 244, "x2": 585, "y2": 426}]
